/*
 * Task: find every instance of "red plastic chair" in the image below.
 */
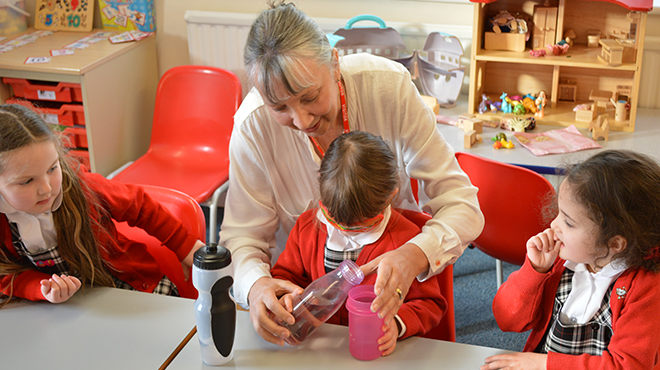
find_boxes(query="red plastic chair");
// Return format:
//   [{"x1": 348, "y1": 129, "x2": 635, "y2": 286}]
[
  {"x1": 399, "y1": 209, "x2": 456, "y2": 342},
  {"x1": 455, "y1": 152, "x2": 556, "y2": 287},
  {"x1": 113, "y1": 184, "x2": 206, "y2": 299},
  {"x1": 109, "y1": 65, "x2": 242, "y2": 244}
]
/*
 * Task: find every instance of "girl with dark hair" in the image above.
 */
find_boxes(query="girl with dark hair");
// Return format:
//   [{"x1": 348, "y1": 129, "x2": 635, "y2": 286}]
[{"x1": 483, "y1": 150, "x2": 660, "y2": 370}]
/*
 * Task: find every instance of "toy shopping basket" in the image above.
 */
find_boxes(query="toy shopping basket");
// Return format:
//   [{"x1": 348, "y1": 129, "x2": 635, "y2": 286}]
[{"x1": 333, "y1": 15, "x2": 407, "y2": 59}]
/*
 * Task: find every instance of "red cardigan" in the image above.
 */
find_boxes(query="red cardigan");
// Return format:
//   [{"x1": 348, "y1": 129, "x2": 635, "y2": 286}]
[
  {"x1": 0, "y1": 171, "x2": 198, "y2": 301},
  {"x1": 271, "y1": 208, "x2": 446, "y2": 339},
  {"x1": 493, "y1": 257, "x2": 660, "y2": 370}
]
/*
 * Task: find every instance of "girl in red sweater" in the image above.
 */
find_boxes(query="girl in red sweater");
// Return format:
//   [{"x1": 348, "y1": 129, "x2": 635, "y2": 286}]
[
  {"x1": 270, "y1": 131, "x2": 446, "y2": 356},
  {"x1": 483, "y1": 150, "x2": 660, "y2": 370},
  {"x1": 0, "y1": 104, "x2": 204, "y2": 304}
]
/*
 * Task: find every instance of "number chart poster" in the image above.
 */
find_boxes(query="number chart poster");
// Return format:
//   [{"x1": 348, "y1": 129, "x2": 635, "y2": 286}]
[{"x1": 35, "y1": 0, "x2": 95, "y2": 32}]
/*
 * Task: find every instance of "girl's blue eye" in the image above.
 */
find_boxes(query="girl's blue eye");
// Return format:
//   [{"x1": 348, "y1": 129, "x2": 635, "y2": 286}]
[
  {"x1": 47, "y1": 164, "x2": 58, "y2": 173},
  {"x1": 302, "y1": 95, "x2": 318, "y2": 104},
  {"x1": 20, "y1": 179, "x2": 33, "y2": 186}
]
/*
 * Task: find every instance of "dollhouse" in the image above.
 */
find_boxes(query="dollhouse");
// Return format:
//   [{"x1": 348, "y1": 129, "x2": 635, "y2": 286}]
[{"x1": 467, "y1": 0, "x2": 651, "y2": 132}]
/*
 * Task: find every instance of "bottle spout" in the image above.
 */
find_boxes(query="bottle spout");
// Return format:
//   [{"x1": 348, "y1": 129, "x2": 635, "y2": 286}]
[{"x1": 339, "y1": 260, "x2": 364, "y2": 285}]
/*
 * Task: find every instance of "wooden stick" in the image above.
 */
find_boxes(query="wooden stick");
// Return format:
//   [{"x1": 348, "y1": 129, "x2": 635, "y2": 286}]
[{"x1": 159, "y1": 326, "x2": 197, "y2": 370}]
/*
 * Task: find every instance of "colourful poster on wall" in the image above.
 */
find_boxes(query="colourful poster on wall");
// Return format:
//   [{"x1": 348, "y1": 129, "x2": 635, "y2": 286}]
[{"x1": 97, "y1": 0, "x2": 155, "y2": 33}]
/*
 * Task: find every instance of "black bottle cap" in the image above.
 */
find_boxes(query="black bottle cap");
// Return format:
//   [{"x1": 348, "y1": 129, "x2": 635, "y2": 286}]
[{"x1": 193, "y1": 243, "x2": 232, "y2": 270}]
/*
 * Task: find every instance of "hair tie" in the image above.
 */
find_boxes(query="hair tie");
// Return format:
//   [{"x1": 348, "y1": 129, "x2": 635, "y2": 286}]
[{"x1": 644, "y1": 245, "x2": 660, "y2": 260}]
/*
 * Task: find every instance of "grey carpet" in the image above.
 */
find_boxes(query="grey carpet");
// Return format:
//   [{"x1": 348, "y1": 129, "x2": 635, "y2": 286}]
[{"x1": 453, "y1": 246, "x2": 529, "y2": 350}]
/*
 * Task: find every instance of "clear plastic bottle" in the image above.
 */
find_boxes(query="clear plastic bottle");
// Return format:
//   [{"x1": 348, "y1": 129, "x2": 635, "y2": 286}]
[
  {"x1": 283, "y1": 259, "x2": 364, "y2": 345},
  {"x1": 193, "y1": 243, "x2": 236, "y2": 366}
]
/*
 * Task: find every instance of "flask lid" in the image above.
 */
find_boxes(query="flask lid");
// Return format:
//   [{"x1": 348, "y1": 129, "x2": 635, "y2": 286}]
[
  {"x1": 193, "y1": 243, "x2": 232, "y2": 270},
  {"x1": 339, "y1": 259, "x2": 364, "y2": 285}
]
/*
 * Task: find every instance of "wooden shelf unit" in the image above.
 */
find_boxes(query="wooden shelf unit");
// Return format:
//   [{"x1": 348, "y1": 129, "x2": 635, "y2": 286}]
[
  {"x1": 467, "y1": 0, "x2": 649, "y2": 132},
  {"x1": 0, "y1": 28, "x2": 159, "y2": 176}
]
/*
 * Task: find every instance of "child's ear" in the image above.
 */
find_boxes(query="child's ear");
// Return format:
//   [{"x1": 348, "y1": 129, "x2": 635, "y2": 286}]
[{"x1": 609, "y1": 235, "x2": 627, "y2": 254}]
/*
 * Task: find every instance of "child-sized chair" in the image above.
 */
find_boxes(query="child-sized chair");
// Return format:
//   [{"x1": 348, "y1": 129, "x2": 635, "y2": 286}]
[
  {"x1": 113, "y1": 184, "x2": 207, "y2": 299},
  {"x1": 455, "y1": 152, "x2": 556, "y2": 288},
  {"x1": 399, "y1": 209, "x2": 456, "y2": 342},
  {"x1": 109, "y1": 65, "x2": 242, "y2": 244}
]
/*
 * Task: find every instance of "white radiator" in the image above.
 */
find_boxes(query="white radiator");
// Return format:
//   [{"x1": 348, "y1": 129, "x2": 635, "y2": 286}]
[{"x1": 184, "y1": 10, "x2": 473, "y2": 98}]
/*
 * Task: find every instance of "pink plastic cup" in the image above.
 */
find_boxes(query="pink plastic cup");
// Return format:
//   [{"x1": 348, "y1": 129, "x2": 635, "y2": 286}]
[{"x1": 346, "y1": 285, "x2": 383, "y2": 360}]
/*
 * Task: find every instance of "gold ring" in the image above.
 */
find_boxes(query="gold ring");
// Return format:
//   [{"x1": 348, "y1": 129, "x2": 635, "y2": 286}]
[{"x1": 395, "y1": 288, "x2": 403, "y2": 300}]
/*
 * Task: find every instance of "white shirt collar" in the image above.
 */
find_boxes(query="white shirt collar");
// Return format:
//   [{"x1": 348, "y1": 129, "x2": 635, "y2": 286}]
[
  {"x1": 560, "y1": 260, "x2": 628, "y2": 324},
  {"x1": 0, "y1": 191, "x2": 62, "y2": 254},
  {"x1": 316, "y1": 206, "x2": 391, "y2": 252}
]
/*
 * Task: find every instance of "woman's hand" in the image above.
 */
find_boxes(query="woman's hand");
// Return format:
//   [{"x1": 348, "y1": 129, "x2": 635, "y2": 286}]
[
  {"x1": 181, "y1": 240, "x2": 206, "y2": 281},
  {"x1": 481, "y1": 352, "x2": 547, "y2": 370},
  {"x1": 526, "y1": 229, "x2": 561, "y2": 273},
  {"x1": 378, "y1": 317, "x2": 399, "y2": 356},
  {"x1": 248, "y1": 276, "x2": 303, "y2": 345},
  {"x1": 40, "y1": 274, "x2": 82, "y2": 303},
  {"x1": 360, "y1": 243, "x2": 429, "y2": 325}
]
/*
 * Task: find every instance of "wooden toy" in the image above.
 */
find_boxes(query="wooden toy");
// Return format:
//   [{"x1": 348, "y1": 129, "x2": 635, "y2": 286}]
[
  {"x1": 558, "y1": 79, "x2": 577, "y2": 102},
  {"x1": 591, "y1": 114, "x2": 610, "y2": 141},
  {"x1": 463, "y1": 130, "x2": 483, "y2": 149},
  {"x1": 458, "y1": 114, "x2": 483, "y2": 134},
  {"x1": 420, "y1": 95, "x2": 440, "y2": 115},
  {"x1": 589, "y1": 89, "x2": 613, "y2": 115},
  {"x1": 467, "y1": 0, "x2": 650, "y2": 132},
  {"x1": 575, "y1": 105, "x2": 596, "y2": 122},
  {"x1": 532, "y1": 2, "x2": 557, "y2": 50},
  {"x1": 598, "y1": 39, "x2": 624, "y2": 66}
]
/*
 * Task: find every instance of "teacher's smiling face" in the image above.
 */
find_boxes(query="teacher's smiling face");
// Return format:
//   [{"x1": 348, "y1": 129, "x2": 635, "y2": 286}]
[{"x1": 258, "y1": 55, "x2": 342, "y2": 138}]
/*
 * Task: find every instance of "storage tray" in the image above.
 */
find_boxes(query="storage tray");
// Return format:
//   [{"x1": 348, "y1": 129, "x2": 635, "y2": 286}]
[{"x1": 2, "y1": 78, "x2": 83, "y2": 103}]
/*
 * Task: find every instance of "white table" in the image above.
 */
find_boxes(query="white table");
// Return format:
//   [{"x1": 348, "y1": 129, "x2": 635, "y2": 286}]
[
  {"x1": 0, "y1": 287, "x2": 196, "y2": 370},
  {"x1": 168, "y1": 310, "x2": 510, "y2": 370},
  {"x1": 437, "y1": 98, "x2": 660, "y2": 174}
]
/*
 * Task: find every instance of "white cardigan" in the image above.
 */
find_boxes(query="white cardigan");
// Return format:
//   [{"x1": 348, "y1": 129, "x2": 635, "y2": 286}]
[{"x1": 219, "y1": 53, "x2": 484, "y2": 306}]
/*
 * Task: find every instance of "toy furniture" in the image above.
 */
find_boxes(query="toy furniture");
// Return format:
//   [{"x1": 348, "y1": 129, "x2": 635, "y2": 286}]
[
  {"x1": 455, "y1": 151, "x2": 555, "y2": 287},
  {"x1": 112, "y1": 184, "x2": 206, "y2": 299},
  {"x1": 558, "y1": 79, "x2": 577, "y2": 102},
  {"x1": 468, "y1": 0, "x2": 651, "y2": 132},
  {"x1": 532, "y1": 2, "x2": 558, "y2": 50},
  {"x1": 458, "y1": 114, "x2": 484, "y2": 133},
  {"x1": 0, "y1": 28, "x2": 158, "y2": 176},
  {"x1": 399, "y1": 209, "x2": 456, "y2": 342},
  {"x1": 463, "y1": 129, "x2": 483, "y2": 148},
  {"x1": 598, "y1": 39, "x2": 624, "y2": 66},
  {"x1": 590, "y1": 114, "x2": 610, "y2": 141},
  {"x1": 575, "y1": 105, "x2": 596, "y2": 122},
  {"x1": 109, "y1": 66, "x2": 242, "y2": 244},
  {"x1": 589, "y1": 89, "x2": 613, "y2": 114}
]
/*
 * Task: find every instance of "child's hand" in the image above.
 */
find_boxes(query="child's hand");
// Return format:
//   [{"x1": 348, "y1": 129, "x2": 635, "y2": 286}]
[
  {"x1": 181, "y1": 240, "x2": 205, "y2": 281},
  {"x1": 481, "y1": 352, "x2": 547, "y2": 370},
  {"x1": 40, "y1": 274, "x2": 82, "y2": 303},
  {"x1": 377, "y1": 317, "x2": 399, "y2": 356},
  {"x1": 526, "y1": 228, "x2": 561, "y2": 273}
]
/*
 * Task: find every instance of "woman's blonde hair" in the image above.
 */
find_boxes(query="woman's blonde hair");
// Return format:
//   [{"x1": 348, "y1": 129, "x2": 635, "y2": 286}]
[
  {"x1": 244, "y1": 1, "x2": 336, "y2": 103},
  {"x1": 0, "y1": 104, "x2": 114, "y2": 304}
]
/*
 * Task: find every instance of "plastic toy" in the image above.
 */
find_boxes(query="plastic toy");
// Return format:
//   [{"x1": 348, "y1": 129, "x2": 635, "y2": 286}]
[
  {"x1": 478, "y1": 94, "x2": 492, "y2": 114},
  {"x1": 491, "y1": 132, "x2": 514, "y2": 149},
  {"x1": 535, "y1": 90, "x2": 547, "y2": 118},
  {"x1": 529, "y1": 49, "x2": 546, "y2": 57},
  {"x1": 522, "y1": 96, "x2": 537, "y2": 113},
  {"x1": 500, "y1": 92, "x2": 512, "y2": 113},
  {"x1": 546, "y1": 42, "x2": 570, "y2": 56},
  {"x1": 512, "y1": 102, "x2": 525, "y2": 115}
]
